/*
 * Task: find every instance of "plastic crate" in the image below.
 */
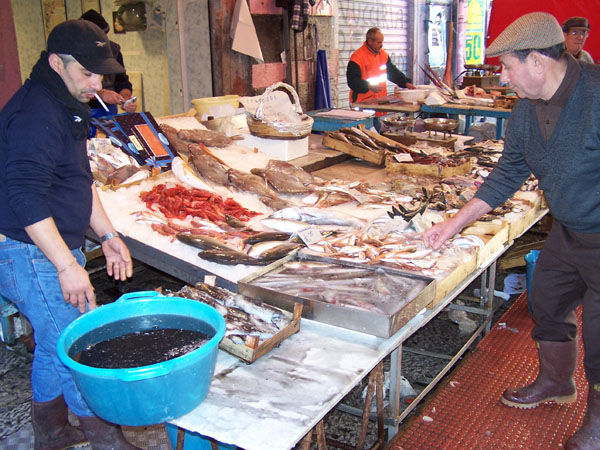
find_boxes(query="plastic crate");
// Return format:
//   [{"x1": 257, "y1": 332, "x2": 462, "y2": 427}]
[
  {"x1": 307, "y1": 109, "x2": 375, "y2": 132},
  {"x1": 164, "y1": 424, "x2": 237, "y2": 450}
]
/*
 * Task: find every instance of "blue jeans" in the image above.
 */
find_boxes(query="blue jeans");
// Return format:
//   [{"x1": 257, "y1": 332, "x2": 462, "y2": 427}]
[{"x1": 0, "y1": 235, "x2": 94, "y2": 416}]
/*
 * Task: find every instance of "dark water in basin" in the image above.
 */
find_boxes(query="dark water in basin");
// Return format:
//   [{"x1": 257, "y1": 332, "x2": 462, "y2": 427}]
[{"x1": 69, "y1": 314, "x2": 215, "y2": 369}]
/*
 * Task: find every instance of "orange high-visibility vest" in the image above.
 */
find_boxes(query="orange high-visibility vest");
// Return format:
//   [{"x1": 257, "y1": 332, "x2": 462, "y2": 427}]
[{"x1": 349, "y1": 43, "x2": 389, "y2": 104}]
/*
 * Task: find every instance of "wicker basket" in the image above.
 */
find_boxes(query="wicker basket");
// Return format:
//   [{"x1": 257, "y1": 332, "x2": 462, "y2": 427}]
[{"x1": 245, "y1": 82, "x2": 313, "y2": 140}]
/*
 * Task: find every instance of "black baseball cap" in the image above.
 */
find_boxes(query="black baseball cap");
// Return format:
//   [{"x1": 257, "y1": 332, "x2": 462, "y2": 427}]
[{"x1": 47, "y1": 20, "x2": 124, "y2": 74}]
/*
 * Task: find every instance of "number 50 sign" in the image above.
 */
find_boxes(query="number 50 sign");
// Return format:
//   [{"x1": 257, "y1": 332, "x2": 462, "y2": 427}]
[{"x1": 465, "y1": 0, "x2": 486, "y2": 65}]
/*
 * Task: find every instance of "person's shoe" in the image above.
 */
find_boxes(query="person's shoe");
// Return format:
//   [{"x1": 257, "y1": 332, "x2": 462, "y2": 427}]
[
  {"x1": 32, "y1": 395, "x2": 88, "y2": 450},
  {"x1": 77, "y1": 415, "x2": 141, "y2": 450},
  {"x1": 501, "y1": 340, "x2": 577, "y2": 408},
  {"x1": 565, "y1": 383, "x2": 600, "y2": 449}
]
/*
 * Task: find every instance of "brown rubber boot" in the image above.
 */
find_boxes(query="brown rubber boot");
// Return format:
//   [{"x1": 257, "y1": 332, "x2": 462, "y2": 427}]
[
  {"x1": 565, "y1": 383, "x2": 600, "y2": 449},
  {"x1": 501, "y1": 340, "x2": 577, "y2": 408},
  {"x1": 32, "y1": 395, "x2": 88, "y2": 450},
  {"x1": 77, "y1": 415, "x2": 141, "y2": 450}
]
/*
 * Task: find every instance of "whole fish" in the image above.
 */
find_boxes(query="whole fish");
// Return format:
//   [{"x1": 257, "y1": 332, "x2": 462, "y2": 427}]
[
  {"x1": 259, "y1": 196, "x2": 293, "y2": 211},
  {"x1": 198, "y1": 248, "x2": 266, "y2": 265},
  {"x1": 176, "y1": 233, "x2": 234, "y2": 252},
  {"x1": 260, "y1": 218, "x2": 311, "y2": 233},
  {"x1": 225, "y1": 214, "x2": 247, "y2": 229},
  {"x1": 248, "y1": 240, "x2": 292, "y2": 258},
  {"x1": 256, "y1": 242, "x2": 302, "y2": 261},
  {"x1": 250, "y1": 167, "x2": 311, "y2": 194},
  {"x1": 171, "y1": 156, "x2": 214, "y2": 192},
  {"x1": 244, "y1": 231, "x2": 293, "y2": 245},
  {"x1": 270, "y1": 207, "x2": 365, "y2": 229},
  {"x1": 228, "y1": 169, "x2": 278, "y2": 198},
  {"x1": 265, "y1": 159, "x2": 316, "y2": 185},
  {"x1": 188, "y1": 150, "x2": 231, "y2": 186}
]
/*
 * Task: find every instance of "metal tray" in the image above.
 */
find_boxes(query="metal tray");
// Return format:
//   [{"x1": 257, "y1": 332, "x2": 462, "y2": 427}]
[{"x1": 239, "y1": 253, "x2": 435, "y2": 338}]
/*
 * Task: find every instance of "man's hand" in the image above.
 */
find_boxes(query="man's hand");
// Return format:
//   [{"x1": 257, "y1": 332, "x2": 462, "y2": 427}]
[
  {"x1": 371, "y1": 84, "x2": 383, "y2": 93},
  {"x1": 422, "y1": 220, "x2": 460, "y2": 249},
  {"x1": 121, "y1": 99, "x2": 137, "y2": 113},
  {"x1": 58, "y1": 262, "x2": 97, "y2": 313},
  {"x1": 98, "y1": 89, "x2": 124, "y2": 106},
  {"x1": 102, "y1": 236, "x2": 133, "y2": 281},
  {"x1": 406, "y1": 82, "x2": 416, "y2": 89}
]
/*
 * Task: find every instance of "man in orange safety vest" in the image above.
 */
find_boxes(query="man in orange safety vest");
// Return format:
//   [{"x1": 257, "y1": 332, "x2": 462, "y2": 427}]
[{"x1": 346, "y1": 27, "x2": 415, "y2": 105}]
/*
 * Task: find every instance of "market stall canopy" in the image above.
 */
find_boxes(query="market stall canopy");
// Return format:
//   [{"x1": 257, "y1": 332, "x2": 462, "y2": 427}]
[{"x1": 230, "y1": 0, "x2": 264, "y2": 62}]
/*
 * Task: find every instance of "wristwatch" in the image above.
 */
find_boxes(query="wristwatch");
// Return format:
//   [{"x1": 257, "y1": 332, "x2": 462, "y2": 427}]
[{"x1": 100, "y1": 231, "x2": 117, "y2": 243}]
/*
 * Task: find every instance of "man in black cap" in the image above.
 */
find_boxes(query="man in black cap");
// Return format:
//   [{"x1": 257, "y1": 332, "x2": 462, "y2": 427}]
[
  {"x1": 81, "y1": 8, "x2": 138, "y2": 116},
  {"x1": 423, "y1": 11, "x2": 600, "y2": 449},
  {"x1": 563, "y1": 16, "x2": 594, "y2": 64},
  {"x1": 0, "y1": 20, "x2": 138, "y2": 449}
]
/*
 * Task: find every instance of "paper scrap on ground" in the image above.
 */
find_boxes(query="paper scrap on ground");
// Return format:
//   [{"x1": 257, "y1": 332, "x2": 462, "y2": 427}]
[
  {"x1": 503, "y1": 273, "x2": 526, "y2": 294},
  {"x1": 230, "y1": 0, "x2": 263, "y2": 62}
]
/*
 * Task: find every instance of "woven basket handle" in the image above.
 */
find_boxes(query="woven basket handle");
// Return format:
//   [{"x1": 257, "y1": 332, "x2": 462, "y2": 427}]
[{"x1": 255, "y1": 82, "x2": 303, "y2": 120}]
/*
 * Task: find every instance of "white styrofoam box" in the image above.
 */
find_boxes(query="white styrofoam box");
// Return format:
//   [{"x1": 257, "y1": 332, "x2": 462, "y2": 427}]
[
  {"x1": 237, "y1": 133, "x2": 309, "y2": 161},
  {"x1": 397, "y1": 89, "x2": 431, "y2": 104}
]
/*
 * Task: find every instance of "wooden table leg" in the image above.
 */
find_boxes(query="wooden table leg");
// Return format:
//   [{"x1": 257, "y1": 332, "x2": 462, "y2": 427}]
[
  {"x1": 176, "y1": 426, "x2": 185, "y2": 450},
  {"x1": 299, "y1": 429, "x2": 313, "y2": 450},
  {"x1": 355, "y1": 361, "x2": 386, "y2": 450},
  {"x1": 316, "y1": 420, "x2": 327, "y2": 449}
]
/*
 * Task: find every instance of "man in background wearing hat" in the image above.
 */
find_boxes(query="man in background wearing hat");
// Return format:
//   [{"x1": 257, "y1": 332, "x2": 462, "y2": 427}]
[
  {"x1": 423, "y1": 11, "x2": 600, "y2": 449},
  {"x1": 81, "y1": 8, "x2": 138, "y2": 115},
  {"x1": 563, "y1": 16, "x2": 594, "y2": 64},
  {"x1": 0, "y1": 20, "x2": 138, "y2": 449}
]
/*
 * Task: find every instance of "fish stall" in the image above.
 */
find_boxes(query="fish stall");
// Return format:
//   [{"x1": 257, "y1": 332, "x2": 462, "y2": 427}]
[{"x1": 85, "y1": 105, "x2": 547, "y2": 450}]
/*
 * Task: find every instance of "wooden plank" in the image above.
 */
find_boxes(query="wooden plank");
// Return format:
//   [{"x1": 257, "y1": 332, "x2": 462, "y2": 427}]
[
  {"x1": 321, "y1": 134, "x2": 386, "y2": 166},
  {"x1": 429, "y1": 251, "x2": 478, "y2": 307},
  {"x1": 462, "y1": 220, "x2": 509, "y2": 267}
]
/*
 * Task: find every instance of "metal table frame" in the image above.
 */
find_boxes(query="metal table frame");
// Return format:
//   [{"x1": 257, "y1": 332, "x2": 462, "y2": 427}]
[{"x1": 420, "y1": 104, "x2": 511, "y2": 139}]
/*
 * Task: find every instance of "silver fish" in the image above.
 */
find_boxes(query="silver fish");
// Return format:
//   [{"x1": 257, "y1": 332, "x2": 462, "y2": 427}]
[{"x1": 270, "y1": 207, "x2": 365, "y2": 229}]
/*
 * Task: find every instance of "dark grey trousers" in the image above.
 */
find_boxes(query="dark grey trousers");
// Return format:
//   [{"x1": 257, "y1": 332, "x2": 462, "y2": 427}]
[{"x1": 531, "y1": 220, "x2": 600, "y2": 383}]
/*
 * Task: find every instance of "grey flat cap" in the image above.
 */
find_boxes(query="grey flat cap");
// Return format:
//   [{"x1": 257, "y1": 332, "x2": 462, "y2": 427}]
[{"x1": 487, "y1": 12, "x2": 564, "y2": 57}]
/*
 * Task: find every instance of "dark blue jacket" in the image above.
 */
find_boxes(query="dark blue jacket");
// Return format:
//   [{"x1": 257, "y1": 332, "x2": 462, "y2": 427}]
[{"x1": 0, "y1": 80, "x2": 93, "y2": 249}]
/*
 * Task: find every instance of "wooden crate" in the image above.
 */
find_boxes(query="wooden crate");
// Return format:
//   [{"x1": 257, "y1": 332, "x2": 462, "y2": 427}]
[
  {"x1": 385, "y1": 155, "x2": 472, "y2": 178},
  {"x1": 384, "y1": 132, "x2": 457, "y2": 149},
  {"x1": 219, "y1": 303, "x2": 303, "y2": 363},
  {"x1": 506, "y1": 194, "x2": 545, "y2": 242},
  {"x1": 322, "y1": 134, "x2": 386, "y2": 166},
  {"x1": 462, "y1": 220, "x2": 509, "y2": 267},
  {"x1": 429, "y1": 251, "x2": 478, "y2": 308}
]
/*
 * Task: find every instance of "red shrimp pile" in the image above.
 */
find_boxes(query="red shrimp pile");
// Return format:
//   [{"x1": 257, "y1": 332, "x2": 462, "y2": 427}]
[{"x1": 140, "y1": 183, "x2": 260, "y2": 223}]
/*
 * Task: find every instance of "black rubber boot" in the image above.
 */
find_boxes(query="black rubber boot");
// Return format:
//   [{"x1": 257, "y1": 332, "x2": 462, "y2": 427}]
[
  {"x1": 565, "y1": 383, "x2": 600, "y2": 449},
  {"x1": 32, "y1": 395, "x2": 88, "y2": 450},
  {"x1": 77, "y1": 415, "x2": 141, "y2": 450},
  {"x1": 501, "y1": 340, "x2": 577, "y2": 408}
]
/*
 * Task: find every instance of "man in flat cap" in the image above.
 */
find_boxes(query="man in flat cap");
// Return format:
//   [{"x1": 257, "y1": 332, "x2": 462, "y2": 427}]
[
  {"x1": 423, "y1": 11, "x2": 600, "y2": 449},
  {"x1": 563, "y1": 16, "x2": 594, "y2": 64},
  {"x1": 0, "y1": 20, "x2": 138, "y2": 449}
]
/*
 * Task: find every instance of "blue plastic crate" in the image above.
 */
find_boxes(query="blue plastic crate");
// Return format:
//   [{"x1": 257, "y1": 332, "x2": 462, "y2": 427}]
[
  {"x1": 307, "y1": 109, "x2": 374, "y2": 132},
  {"x1": 164, "y1": 423, "x2": 237, "y2": 449}
]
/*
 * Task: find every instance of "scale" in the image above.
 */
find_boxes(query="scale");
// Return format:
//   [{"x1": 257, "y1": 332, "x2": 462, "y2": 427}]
[
  {"x1": 460, "y1": 64, "x2": 500, "y2": 90},
  {"x1": 382, "y1": 115, "x2": 457, "y2": 149}
]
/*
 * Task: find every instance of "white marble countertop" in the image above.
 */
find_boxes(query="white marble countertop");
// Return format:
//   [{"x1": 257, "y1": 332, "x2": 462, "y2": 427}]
[{"x1": 168, "y1": 317, "x2": 417, "y2": 450}]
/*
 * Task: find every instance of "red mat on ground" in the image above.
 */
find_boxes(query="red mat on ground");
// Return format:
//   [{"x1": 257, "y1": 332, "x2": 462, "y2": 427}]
[{"x1": 388, "y1": 292, "x2": 587, "y2": 449}]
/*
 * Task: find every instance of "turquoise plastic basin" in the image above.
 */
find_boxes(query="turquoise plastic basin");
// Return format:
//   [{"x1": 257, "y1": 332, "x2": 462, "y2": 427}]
[{"x1": 57, "y1": 291, "x2": 225, "y2": 426}]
